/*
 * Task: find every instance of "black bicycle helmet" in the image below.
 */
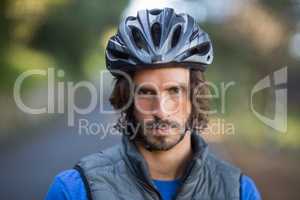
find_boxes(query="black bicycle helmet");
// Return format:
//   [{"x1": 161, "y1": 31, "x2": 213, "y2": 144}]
[{"x1": 105, "y1": 7, "x2": 213, "y2": 76}]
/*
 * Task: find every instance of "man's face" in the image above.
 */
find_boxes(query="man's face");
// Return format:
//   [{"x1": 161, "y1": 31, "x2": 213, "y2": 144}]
[{"x1": 133, "y1": 67, "x2": 191, "y2": 151}]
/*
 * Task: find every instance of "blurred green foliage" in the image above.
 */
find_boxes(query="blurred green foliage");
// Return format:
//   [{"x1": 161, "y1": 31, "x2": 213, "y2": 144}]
[{"x1": 0, "y1": 0, "x2": 127, "y2": 90}]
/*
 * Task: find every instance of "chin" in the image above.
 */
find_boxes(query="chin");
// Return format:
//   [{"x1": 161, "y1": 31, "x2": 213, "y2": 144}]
[{"x1": 143, "y1": 130, "x2": 185, "y2": 151}]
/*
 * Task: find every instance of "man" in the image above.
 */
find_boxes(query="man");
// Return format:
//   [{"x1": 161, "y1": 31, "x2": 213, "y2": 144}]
[{"x1": 46, "y1": 8, "x2": 261, "y2": 200}]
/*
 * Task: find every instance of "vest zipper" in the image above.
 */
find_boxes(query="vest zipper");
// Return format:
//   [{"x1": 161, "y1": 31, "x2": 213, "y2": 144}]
[{"x1": 138, "y1": 179, "x2": 162, "y2": 200}]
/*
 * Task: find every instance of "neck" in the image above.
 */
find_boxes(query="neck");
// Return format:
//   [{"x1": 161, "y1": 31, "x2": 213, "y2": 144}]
[{"x1": 136, "y1": 132, "x2": 193, "y2": 180}]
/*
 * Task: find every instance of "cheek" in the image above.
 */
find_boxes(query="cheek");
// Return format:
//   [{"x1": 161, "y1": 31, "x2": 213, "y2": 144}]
[
  {"x1": 134, "y1": 100, "x2": 147, "y2": 116},
  {"x1": 133, "y1": 101, "x2": 151, "y2": 122},
  {"x1": 179, "y1": 95, "x2": 191, "y2": 114},
  {"x1": 174, "y1": 99, "x2": 191, "y2": 123},
  {"x1": 135, "y1": 100, "x2": 151, "y2": 113}
]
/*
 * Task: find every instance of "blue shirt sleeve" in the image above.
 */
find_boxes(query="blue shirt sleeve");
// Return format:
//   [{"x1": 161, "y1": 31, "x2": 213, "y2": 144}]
[
  {"x1": 45, "y1": 169, "x2": 87, "y2": 200},
  {"x1": 241, "y1": 175, "x2": 262, "y2": 200}
]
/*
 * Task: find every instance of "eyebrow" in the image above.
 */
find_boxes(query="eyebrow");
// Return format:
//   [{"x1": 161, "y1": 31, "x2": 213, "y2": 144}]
[
  {"x1": 134, "y1": 84, "x2": 156, "y2": 90},
  {"x1": 166, "y1": 83, "x2": 188, "y2": 90}
]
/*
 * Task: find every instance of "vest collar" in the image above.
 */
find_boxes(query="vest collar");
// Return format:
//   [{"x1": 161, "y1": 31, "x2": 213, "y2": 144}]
[{"x1": 121, "y1": 131, "x2": 209, "y2": 185}]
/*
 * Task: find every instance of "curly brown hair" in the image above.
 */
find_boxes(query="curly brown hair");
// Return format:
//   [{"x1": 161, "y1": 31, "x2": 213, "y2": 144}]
[{"x1": 109, "y1": 67, "x2": 210, "y2": 136}]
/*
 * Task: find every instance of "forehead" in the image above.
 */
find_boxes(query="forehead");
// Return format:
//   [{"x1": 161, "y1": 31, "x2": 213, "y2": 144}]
[{"x1": 133, "y1": 67, "x2": 190, "y2": 87}]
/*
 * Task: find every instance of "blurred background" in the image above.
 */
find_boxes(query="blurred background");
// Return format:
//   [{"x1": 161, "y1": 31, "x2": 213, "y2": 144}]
[{"x1": 0, "y1": 0, "x2": 299, "y2": 199}]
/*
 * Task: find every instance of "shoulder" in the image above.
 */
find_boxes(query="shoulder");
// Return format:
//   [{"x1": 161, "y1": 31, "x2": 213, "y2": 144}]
[
  {"x1": 205, "y1": 152, "x2": 241, "y2": 176},
  {"x1": 45, "y1": 169, "x2": 87, "y2": 200},
  {"x1": 72, "y1": 145, "x2": 128, "y2": 198},
  {"x1": 73, "y1": 144, "x2": 127, "y2": 193},
  {"x1": 76, "y1": 145, "x2": 124, "y2": 172},
  {"x1": 196, "y1": 151, "x2": 241, "y2": 199},
  {"x1": 240, "y1": 175, "x2": 262, "y2": 200},
  {"x1": 56, "y1": 169, "x2": 82, "y2": 182}
]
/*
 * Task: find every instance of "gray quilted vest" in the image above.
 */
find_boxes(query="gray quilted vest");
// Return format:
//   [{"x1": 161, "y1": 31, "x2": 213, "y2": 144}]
[{"x1": 74, "y1": 132, "x2": 241, "y2": 200}]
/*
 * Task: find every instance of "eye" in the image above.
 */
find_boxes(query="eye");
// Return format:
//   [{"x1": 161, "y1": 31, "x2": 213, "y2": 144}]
[
  {"x1": 137, "y1": 88, "x2": 156, "y2": 96},
  {"x1": 168, "y1": 86, "x2": 181, "y2": 95}
]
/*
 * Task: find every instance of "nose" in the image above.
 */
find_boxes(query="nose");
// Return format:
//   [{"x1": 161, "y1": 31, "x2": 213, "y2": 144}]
[{"x1": 153, "y1": 94, "x2": 171, "y2": 120}]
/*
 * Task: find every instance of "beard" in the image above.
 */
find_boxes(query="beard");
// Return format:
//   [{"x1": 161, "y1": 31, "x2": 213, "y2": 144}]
[{"x1": 132, "y1": 115, "x2": 192, "y2": 151}]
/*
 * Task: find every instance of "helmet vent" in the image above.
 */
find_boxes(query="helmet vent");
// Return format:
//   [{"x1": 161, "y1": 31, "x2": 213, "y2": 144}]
[
  {"x1": 190, "y1": 29, "x2": 199, "y2": 42},
  {"x1": 109, "y1": 49, "x2": 129, "y2": 60},
  {"x1": 171, "y1": 25, "x2": 182, "y2": 48},
  {"x1": 131, "y1": 27, "x2": 148, "y2": 52},
  {"x1": 151, "y1": 22, "x2": 161, "y2": 47},
  {"x1": 189, "y1": 42, "x2": 210, "y2": 56},
  {"x1": 149, "y1": 9, "x2": 162, "y2": 15},
  {"x1": 127, "y1": 16, "x2": 137, "y2": 21}
]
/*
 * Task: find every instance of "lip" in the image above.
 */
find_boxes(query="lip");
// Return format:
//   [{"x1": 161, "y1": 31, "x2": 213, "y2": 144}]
[{"x1": 152, "y1": 127, "x2": 171, "y2": 136}]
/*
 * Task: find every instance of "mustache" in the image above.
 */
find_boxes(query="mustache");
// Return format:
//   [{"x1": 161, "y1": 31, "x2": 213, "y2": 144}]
[{"x1": 144, "y1": 119, "x2": 181, "y2": 129}]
